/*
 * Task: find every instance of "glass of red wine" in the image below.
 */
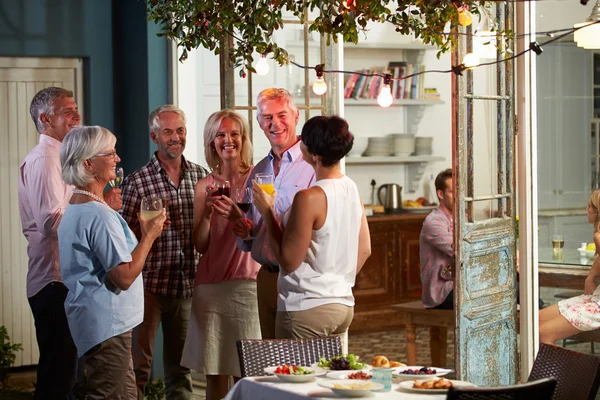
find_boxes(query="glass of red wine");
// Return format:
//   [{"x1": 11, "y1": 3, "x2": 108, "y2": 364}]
[
  {"x1": 213, "y1": 180, "x2": 231, "y2": 197},
  {"x1": 234, "y1": 187, "x2": 253, "y2": 239}
]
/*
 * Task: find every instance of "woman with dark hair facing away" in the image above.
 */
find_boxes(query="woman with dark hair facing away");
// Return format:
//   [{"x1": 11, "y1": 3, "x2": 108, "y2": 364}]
[
  {"x1": 539, "y1": 189, "x2": 600, "y2": 344},
  {"x1": 58, "y1": 126, "x2": 166, "y2": 398},
  {"x1": 252, "y1": 115, "x2": 371, "y2": 343}
]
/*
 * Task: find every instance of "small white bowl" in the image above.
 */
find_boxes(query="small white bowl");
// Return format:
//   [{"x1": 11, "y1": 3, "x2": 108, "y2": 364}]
[{"x1": 586, "y1": 249, "x2": 597, "y2": 260}]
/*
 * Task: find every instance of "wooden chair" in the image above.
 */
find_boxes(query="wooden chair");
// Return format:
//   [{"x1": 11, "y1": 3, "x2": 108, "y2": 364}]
[
  {"x1": 528, "y1": 343, "x2": 600, "y2": 400},
  {"x1": 236, "y1": 336, "x2": 342, "y2": 377},
  {"x1": 445, "y1": 378, "x2": 556, "y2": 400},
  {"x1": 392, "y1": 300, "x2": 455, "y2": 366}
]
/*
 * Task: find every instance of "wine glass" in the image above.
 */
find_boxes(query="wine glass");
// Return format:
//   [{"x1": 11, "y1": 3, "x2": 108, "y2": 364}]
[
  {"x1": 109, "y1": 167, "x2": 124, "y2": 188},
  {"x1": 140, "y1": 196, "x2": 163, "y2": 221},
  {"x1": 255, "y1": 173, "x2": 274, "y2": 194},
  {"x1": 234, "y1": 187, "x2": 252, "y2": 217},
  {"x1": 213, "y1": 180, "x2": 231, "y2": 197},
  {"x1": 234, "y1": 187, "x2": 253, "y2": 240}
]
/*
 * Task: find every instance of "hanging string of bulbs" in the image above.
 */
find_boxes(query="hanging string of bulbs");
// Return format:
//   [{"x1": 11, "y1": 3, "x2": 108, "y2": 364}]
[{"x1": 250, "y1": 9, "x2": 600, "y2": 107}]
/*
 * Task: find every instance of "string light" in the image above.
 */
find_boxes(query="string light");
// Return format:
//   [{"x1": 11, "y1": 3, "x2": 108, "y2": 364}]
[
  {"x1": 255, "y1": 55, "x2": 270, "y2": 75},
  {"x1": 574, "y1": 0, "x2": 600, "y2": 49},
  {"x1": 312, "y1": 64, "x2": 328, "y2": 95},
  {"x1": 462, "y1": 53, "x2": 480, "y2": 68},
  {"x1": 377, "y1": 74, "x2": 394, "y2": 108},
  {"x1": 250, "y1": 20, "x2": 598, "y2": 108},
  {"x1": 458, "y1": 8, "x2": 473, "y2": 27}
]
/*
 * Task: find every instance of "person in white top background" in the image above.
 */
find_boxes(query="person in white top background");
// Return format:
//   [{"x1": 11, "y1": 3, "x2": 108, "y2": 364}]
[{"x1": 252, "y1": 115, "x2": 371, "y2": 343}]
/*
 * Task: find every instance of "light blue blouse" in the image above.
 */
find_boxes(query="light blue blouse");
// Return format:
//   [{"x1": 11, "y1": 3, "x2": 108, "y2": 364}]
[{"x1": 58, "y1": 201, "x2": 143, "y2": 357}]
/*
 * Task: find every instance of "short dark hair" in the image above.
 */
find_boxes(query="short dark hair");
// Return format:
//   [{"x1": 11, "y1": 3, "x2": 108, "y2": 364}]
[
  {"x1": 435, "y1": 168, "x2": 453, "y2": 199},
  {"x1": 300, "y1": 116, "x2": 354, "y2": 167}
]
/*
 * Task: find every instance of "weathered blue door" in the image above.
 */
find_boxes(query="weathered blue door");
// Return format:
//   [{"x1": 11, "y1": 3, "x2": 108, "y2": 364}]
[{"x1": 452, "y1": 2, "x2": 518, "y2": 386}]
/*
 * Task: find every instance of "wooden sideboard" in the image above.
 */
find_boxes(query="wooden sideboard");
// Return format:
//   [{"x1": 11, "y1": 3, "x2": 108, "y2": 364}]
[{"x1": 350, "y1": 213, "x2": 427, "y2": 333}]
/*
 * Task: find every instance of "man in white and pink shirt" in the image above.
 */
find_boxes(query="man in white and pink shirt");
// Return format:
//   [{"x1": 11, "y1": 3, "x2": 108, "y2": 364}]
[
  {"x1": 18, "y1": 87, "x2": 121, "y2": 399},
  {"x1": 420, "y1": 168, "x2": 455, "y2": 309}
]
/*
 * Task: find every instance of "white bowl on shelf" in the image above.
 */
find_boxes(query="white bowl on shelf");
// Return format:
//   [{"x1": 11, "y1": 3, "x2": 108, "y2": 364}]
[{"x1": 347, "y1": 137, "x2": 368, "y2": 157}]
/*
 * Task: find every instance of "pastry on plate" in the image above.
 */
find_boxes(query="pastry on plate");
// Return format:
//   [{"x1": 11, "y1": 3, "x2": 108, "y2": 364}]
[
  {"x1": 371, "y1": 355, "x2": 390, "y2": 368},
  {"x1": 389, "y1": 361, "x2": 406, "y2": 368}
]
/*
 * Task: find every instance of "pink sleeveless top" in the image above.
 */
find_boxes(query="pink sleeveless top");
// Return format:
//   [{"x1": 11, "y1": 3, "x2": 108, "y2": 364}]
[{"x1": 194, "y1": 170, "x2": 260, "y2": 285}]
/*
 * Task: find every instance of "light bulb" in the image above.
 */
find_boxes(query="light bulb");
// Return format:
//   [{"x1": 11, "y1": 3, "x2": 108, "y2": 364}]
[
  {"x1": 312, "y1": 76, "x2": 327, "y2": 95},
  {"x1": 462, "y1": 53, "x2": 480, "y2": 69},
  {"x1": 377, "y1": 85, "x2": 393, "y2": 108},
  {"x1": 255, "y1": 56, "x2": 270, "y2": 76},
  {"x1": 458, "y1": 9, "x2": 473, "y2": 27}
]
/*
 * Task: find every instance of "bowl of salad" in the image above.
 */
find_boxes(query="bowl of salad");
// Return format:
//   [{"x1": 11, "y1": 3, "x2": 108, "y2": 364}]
[
  {"x1": 264, "y1": 364, "x2": 326, "y2": 382},
  {"x1": 314, "y1": 354, "x2": 369, "y2": 372}
]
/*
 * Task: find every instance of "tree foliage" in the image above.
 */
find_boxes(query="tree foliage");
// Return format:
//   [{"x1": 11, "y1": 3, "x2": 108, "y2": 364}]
[{"x1": 146, "y1": 0, "x2": 505, "y2": 74}]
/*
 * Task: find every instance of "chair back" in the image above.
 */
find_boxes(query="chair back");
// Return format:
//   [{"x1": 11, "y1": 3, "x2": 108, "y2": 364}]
[
  {"x1": 528, "y1": 343, "x2": 600, "y2": 400},
  {"x1": 446, "y1": 378, "x2": 556, "y2": 400},
  {"x1": 236, "y1": 336, "x2": 342, "y2": 377}
]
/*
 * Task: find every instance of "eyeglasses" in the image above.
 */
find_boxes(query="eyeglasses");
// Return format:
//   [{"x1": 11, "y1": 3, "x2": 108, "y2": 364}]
[{"x1": 93, "y1": 150, "x2": 118, "y2": 159}]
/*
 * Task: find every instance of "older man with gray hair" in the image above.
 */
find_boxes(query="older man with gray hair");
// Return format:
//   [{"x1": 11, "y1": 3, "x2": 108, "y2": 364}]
[
  {"x1": 18, "y1": 87, "x2": 121, "y2": 399},
  {"x1": 120, "y1": 104, "x2": 208, "y2": 399}
]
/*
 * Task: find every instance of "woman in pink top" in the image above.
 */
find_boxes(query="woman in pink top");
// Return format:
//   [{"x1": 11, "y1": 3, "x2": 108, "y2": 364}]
[{"x1": 181, "y1": 110, "x2": 260, "y2": 400}]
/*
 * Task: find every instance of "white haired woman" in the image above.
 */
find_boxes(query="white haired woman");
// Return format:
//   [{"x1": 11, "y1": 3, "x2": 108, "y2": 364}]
[{"x1": 58, "y1": 125, "x2": 166, "y2": 399}]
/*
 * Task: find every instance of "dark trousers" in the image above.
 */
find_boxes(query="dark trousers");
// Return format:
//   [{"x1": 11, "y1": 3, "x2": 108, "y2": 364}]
[
  {"x1": 28, "y1": 282, "x2": 78, "y2": 400},
  {"x1": 432, "y1": 290, "x2": 454, "y2": 310}
]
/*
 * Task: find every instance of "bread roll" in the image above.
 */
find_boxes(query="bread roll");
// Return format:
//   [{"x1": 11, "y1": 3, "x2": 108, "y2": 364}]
[
  {"x1": 389, "y1": 361, "x2": 406, "y2": 368},
  {"x1": 371, "y1": 355, "x2": 390, "y2": 368}
]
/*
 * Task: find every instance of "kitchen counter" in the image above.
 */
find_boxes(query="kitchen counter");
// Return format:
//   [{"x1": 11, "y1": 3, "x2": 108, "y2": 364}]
[{"x1": 367, "y1": 211, "x2": 432, "y2": 222}]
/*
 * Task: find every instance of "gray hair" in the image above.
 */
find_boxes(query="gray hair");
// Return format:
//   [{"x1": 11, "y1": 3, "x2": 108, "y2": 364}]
[
  {"x1": 256, "y1": 88, "x2": 298, "y2": 120},
  {"x1": 30, "y1": 87, "x2": 74, "y2": 133},
  {"x1": 60, "y1": 126, "x2": 116, "y2": 187},
  {"x1": 148, "y1": 104, "x2": 186, "y2": 133}
]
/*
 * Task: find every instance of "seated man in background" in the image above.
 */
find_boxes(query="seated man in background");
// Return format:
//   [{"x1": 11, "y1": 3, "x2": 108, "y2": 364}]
[{"x1": 420, "y1": 168, "x2": 455, "y2": 309}]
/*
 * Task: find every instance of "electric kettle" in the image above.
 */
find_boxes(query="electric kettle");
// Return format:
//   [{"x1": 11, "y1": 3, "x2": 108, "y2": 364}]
[{"x1": 378, "y1": 183, "x2": 403, "y2": 214}]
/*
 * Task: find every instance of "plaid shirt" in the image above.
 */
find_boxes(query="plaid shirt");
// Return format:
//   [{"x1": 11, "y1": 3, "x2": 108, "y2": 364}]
[
  {"x1": 419, "y1": 207, "x2": 454, "y2": 308},
  {"x1": 120, "y1": 153, "x2": 208, "y2": 298}
]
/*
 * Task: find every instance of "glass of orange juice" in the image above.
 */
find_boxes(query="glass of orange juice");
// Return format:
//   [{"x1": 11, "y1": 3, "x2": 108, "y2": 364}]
[{"x1": 256, "y1": 173, "x2": 275, "y2": 194}]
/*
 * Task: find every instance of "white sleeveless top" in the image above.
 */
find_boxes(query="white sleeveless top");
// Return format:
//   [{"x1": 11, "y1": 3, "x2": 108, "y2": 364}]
[{"x1": 278, "y1": 175, "x2": 363, "y2": 311}]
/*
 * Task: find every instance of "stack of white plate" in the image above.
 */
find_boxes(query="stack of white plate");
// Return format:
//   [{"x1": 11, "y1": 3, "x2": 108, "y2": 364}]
[
  {"x1": 362, "y1": 137, "x2": 394, "y2": 156},
  {"x1": 415, "y1": 136, "x2": 434, "y2": 155},
  {"x1": 388, "y1": 133, "x2": 415, "y2": 156}
]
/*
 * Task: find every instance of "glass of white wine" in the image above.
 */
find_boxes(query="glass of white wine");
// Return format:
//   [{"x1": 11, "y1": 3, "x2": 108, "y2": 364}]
[
  {"x1": 140, "y1": 196, "x2": 163, "y2": 220},
  {"x1": 109, "y1": 167, "x2": 124, "y2": 188}
]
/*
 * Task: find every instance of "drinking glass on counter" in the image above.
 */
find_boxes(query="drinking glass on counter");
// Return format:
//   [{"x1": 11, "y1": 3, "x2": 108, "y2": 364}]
[
  {"x1": 255, "y1": 173, "x2": 274, "y2": 194},
  {"x1": 140, "y1": 196, "x2": 163, "y2": 220},
  {"x1": 552, "y1": 234, "x2": 564, "y2": 251},
  {"x1": 109, "y1": 167, "x2": 124, "y2": 188}
]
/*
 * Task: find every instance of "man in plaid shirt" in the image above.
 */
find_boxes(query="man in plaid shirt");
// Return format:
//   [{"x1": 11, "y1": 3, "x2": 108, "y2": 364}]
[
  {"x1": 120, "y1": 105, "x2": 208, "y2": 399},
  {"x1": 420, "y1": 168, "x2": 455, "y2": 309}
]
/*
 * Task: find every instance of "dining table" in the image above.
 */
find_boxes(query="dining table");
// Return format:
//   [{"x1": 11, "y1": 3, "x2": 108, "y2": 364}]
[
  {"x1": 538, "y1": 247, "x2": 593, "y2": 290},
  {"x1": 224, "y1": 376, "x2": 450, "y2": 400}
]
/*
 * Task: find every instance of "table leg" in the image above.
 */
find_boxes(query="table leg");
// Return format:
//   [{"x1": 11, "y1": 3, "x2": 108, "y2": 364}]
[
  {"x1": 430, "y1": 327, "x2": 441, "y2": 366},
  {"x1": 406, "y1": 319, "x2": 417, "y2": 366}
]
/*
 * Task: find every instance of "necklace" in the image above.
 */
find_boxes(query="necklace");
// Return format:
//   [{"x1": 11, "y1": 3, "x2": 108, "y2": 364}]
[{"x1": 72, "y1": 189, "x2": 110, "y2": 208}]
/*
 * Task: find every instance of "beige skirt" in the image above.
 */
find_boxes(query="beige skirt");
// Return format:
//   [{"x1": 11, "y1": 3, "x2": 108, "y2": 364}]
[{"x1": 181, "y1": 280, "x2": 261, "y2": 376}]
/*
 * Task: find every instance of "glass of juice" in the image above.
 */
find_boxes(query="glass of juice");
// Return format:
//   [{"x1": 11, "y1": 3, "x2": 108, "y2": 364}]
[
  {"x1": 140, "y1": 196, "x2": 163, "y2": 220},
  {"x1": 255, "y1": 173, "x2": 275, "y2": 194}
]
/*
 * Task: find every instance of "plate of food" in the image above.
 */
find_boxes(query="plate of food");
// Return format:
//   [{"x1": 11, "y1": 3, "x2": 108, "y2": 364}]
[
  {"x1": 314, "y1": 354, "x2": 369, "y2": 372},
  {"x1": 371, "y1": 355, "x2": 406, "y2": 369},
  {"x1": 392, "y1": 366, "x2": 453, "y2": 381},
  {"x1": 402, "y1": 205, "x2": 437, "y2": 214},
  {"x1": 264, "y1": 364, "x2": 326, "y2": 382},
  {"x1": 318, "y1": 379, "x2": 384, "y2": 398},
  {"x1": 326, "y1": 370, "x2": 373, "y2": 380},
  {"x1": 398, "y1": 378, "x2": 476, "y2": 393}
]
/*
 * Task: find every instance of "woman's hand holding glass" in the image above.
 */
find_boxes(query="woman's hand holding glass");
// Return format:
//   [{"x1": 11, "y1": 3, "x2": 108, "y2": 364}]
[
  {"x1": 139, "y1": 196, "x2": 167, "y2": 240},
  {"x1": 252, "y1": 179, "x2": 277, "y2": 217}
]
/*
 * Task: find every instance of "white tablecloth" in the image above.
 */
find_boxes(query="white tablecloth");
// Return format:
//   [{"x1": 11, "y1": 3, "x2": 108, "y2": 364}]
[{"x1": 224, "y1": 377, "x2": 448, "y2": 400}]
